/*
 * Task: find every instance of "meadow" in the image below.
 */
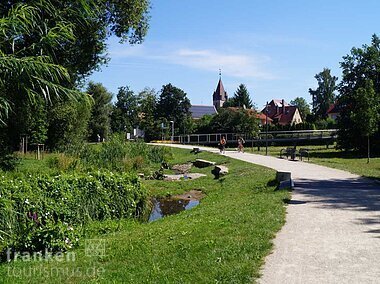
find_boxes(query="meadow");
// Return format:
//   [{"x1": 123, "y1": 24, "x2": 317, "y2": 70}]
[{"x1": 0, "y1": 144, "x2": 290, "y2": 283}]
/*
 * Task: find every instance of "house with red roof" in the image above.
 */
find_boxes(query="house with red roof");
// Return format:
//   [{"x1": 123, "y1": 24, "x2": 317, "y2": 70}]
[
  {"x1": 261, "y1": 99, "x2": 303, "y2": 125},
  {"x1": 326, "y1": 102, "x2": 340, "y2": 121},
  {"x1": 256, "y1": 113, "x2": 273, "y2": 126}
]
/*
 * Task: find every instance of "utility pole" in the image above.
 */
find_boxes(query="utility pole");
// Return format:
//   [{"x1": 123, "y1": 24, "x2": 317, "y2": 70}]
[
  {"x1": 265, "y1": 101, "x2": 269, "y2": 156},
  {"x1": 170, "y1": 120, "x2": 174, "y2": 142}
]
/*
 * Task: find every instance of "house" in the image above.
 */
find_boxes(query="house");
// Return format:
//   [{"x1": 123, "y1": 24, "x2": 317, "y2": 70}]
[
  {"x1": 190, "y1": 105, "x2": 217, "y2": 119},
  {"x1": 327, "y1": 102, "x2": 340, "y2": 121},
  {"x1": 256, "y1": 113, "x2": 273, "y2": 126},
  {"x1": 262, "y1": 99, "x2": 303, "y2": 125}
]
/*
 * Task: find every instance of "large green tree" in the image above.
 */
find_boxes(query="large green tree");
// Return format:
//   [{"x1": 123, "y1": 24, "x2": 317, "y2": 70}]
[
  {"x1": 309, "y1": 68, "x2": 338, "y2": 120},
  {"x1": 337, "y1": 34, "x2": 380, "y2": 153},
  {"x1": 111, "y1": 86, "x2": 139, "y2": 134},
  {"x1": 137, "y1": 88, "x2": 160, "y2": 141},
  {"x1": 0, "y1": 0, "x2": 150, "y2": 82},
  {"x1": 290, "y1": 97, "x2": 311, "y2": 120},
  {"x1": 47, "y1": 99, "x2": 91, "y2": 151},
  {"x1": 0, "y1": 0, "x2": 150, "y2": 152},
  {"x1": 0, "y1": 2, "x2": 86, "y2": 151},
  {"x1": 223, "y1": 84, "x2": 253, "y2": 109},
  {"x1": 87, "y1": 82, "x2": 112, "y2": 142},
  {"x1": 209, "y1": 108, "x2": 259, "y2": 135},
  {"x1": 156, "y1": 84, "x2": 192, "y2": 135}
]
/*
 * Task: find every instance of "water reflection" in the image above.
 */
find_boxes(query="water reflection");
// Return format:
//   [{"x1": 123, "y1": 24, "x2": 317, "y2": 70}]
[{"x1": 148, "y1": 197, "x2": 200, "y2": 222}]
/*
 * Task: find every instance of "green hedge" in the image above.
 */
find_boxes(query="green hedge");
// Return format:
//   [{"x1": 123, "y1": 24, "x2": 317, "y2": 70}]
[{"x1": 0, "y1": 172, "x2": 147, "y2": 257}]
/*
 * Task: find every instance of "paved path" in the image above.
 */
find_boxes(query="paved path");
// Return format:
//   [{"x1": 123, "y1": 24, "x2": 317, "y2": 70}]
[{"x1": 158, "y1": 144, "x2": 380, "y2": 283}]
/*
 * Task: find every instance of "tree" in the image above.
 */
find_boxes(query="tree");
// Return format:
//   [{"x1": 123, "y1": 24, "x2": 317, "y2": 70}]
[
  {"x1": 0, "y1": 0, "x2": 150, "y2": 153},
  {"x1": 0, "y1": 0, "x2": 150, "y2": 82},
  {"x1": 223, "y1": 84, "x2": 253, "y2": 109},
  {"x1": 137, "y1": 88, "x2": 160, "y2": 141},
  {"x1": 337, "y1": 35, "x2": 380, "y2": 153},
  {"x1": 309, "y1": 68, "x2": 338, "y2": 120},
  {"x1": 156, "y1": 84, "x2": 192, "y2": 135},
  {"x1": 47, "y1": 99, "x2": 91, "y2": 151},
  {"x1": 87, "y1": 82, "x2": 112, "y2": 142},
  {"x1": 290, "y1": 97, "x2": 311, "y2": 120},
  {"x1": 111, "y1": 86, "x2": 138, "y2": 134},
  {"x1": 209, "y1": 108, "x2": 259, "y2": 135},
  {"x1": 0, "y1": 2, "x2": 88, "y2": 151}
]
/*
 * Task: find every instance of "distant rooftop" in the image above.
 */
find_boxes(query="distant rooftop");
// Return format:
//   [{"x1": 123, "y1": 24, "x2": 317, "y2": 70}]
[{"x1": 190, "y1": 105, "x2": 217, "y2": 119}]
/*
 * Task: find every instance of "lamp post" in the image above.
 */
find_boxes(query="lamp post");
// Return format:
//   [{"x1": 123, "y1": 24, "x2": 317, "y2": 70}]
[
  {"x1": 170, "y1": 120, "x2": 174, "y2": 142},
  {"x1": 265, "y1": 101, "x2": 269, "y2": 156}
]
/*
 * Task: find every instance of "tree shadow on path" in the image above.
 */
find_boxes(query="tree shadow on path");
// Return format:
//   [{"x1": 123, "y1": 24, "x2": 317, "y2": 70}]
[{"x1": 294, "y1": 177, "x2": 380, "y2": 237}]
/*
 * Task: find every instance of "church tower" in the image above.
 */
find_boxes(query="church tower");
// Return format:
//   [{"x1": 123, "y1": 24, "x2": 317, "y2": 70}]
[{"x1": 212, "y1": 70, "x2": 228, "y2": 109}]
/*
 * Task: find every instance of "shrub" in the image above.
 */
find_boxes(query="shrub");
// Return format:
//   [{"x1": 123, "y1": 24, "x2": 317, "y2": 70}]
[
  {"x1": 74, "y1": 135, "x2": 172, "y2": 172},
  {"x1": 0, "y1": 171, "x2": 147, "y2": 258},
  {"x1": 0, "y1": 154, "x2": 20, "y2": 171},
  {"x1": 46, "y1": 153, "x2": 78, "y2": 171}
]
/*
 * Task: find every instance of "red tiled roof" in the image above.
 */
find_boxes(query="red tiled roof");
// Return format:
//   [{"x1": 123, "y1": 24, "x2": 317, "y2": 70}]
[
  {"x1": 327, "y1": 103, "x2": 339, "y2": 114},
  {"x1": 256, "y1": 113, "x2": 273, "y2": 122},
  {"x1": 277, "y1": 106, "x2": 297, "y2": 125}
]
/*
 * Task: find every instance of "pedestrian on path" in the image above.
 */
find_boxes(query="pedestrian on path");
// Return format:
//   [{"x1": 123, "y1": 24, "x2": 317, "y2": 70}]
[
  {"x1": 237, "y1": 136, "x2": 245, "y2": 153},
  {"x1": 219, "y1": 136, "x2": 226, "y2": 153}
]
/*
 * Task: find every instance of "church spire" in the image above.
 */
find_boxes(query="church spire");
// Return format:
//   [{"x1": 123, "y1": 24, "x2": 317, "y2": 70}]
[{"x1": 213, "y1": 70, "x2": 228, "y2": 109}]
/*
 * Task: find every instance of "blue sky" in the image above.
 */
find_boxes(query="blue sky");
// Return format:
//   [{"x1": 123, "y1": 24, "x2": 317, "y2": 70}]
[{"x1": 89, "y1": 0, "x2": 380, "y2": 109}]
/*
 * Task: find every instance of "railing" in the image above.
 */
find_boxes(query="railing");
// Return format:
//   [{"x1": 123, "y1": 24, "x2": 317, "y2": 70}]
[{"x1": 172, "y1": 129, "x2": 338, "y2": 145}]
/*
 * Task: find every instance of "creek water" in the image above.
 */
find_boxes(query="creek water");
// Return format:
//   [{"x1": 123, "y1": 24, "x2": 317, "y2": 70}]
[{"x1": 148, "y1": 195, "x2": 201, "y2": 222}]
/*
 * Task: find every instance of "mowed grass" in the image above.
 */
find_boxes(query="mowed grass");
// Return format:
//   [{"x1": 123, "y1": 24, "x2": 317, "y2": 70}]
[
  {"x1": 246, "y1": 144, "x2": 380, "y2": 180},
  {"x1": 0, "y1": 147, "x2": 289, "y2": 283}
]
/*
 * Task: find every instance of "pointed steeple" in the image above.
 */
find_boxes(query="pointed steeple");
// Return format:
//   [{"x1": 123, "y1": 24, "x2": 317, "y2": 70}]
[{"x1": 213, "y1": 71, "x2": 228, "y2": 108}]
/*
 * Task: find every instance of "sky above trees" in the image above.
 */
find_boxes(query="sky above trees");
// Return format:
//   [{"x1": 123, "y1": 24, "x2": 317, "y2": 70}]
[{"x1": 89, "y1": 0, "x2": 380, "y2": 109}]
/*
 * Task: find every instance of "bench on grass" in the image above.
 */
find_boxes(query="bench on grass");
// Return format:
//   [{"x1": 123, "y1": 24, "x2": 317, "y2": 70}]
[
  {"x1": 280, "y1": 147, "x2": 297, "y2": 160},
  {"x1": 299, "y1": 148, "x2": 310, "y2": 161}
]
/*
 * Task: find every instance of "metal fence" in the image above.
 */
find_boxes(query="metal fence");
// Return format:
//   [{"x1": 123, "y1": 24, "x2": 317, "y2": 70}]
[{"x1": 172, "y1": 129, "x2": 338, "y2": 145}]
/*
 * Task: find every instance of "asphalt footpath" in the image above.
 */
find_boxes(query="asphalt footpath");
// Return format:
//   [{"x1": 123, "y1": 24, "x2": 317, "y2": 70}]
[{"x1": 156, "y1": 144, "x2": 380, "y2": 284}]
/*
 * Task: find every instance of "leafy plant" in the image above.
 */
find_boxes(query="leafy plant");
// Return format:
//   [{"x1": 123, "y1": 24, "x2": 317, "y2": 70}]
[{"x1": 0, "y1": 171, "x2": 147, "y2": 257}]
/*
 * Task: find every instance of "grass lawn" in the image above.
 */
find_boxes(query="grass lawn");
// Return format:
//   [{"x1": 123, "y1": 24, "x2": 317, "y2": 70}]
[
  {"x1": 0, "y1": 147, "x2": 289, "y2": 283},
  {"x1": 246, "y1": 144, "x2": 380, "y2": 180}
]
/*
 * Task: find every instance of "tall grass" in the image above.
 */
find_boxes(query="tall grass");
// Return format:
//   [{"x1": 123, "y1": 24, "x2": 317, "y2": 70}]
[{"x1": 43, "y1": 135, "x2": 172, "y2": 173}]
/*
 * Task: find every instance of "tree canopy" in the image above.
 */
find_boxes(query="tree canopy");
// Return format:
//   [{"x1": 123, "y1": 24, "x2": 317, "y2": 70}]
[
  {"x1": 111, "y1": 86, "x2": 138, "y2": 134},
  {"x1": 156, "y1": 84, "x2": 192, "y2": 135},
  {"x1": 209, "y1": 108, "x2": 259, "y2": 135},
  {"x1": 309, "y1": 68, "x2": 338, "y2": 120},
  {"x1": 223, "y1": 84, "x2": 253, "y2": 109},
  {"x1": 0, "y1": 0, "x2": 150, "y2": 81},
  {"x1": 290, "y1": 97, "x2": 311, "y2": 120},
  {"x1": 87, "y1": 82, "x2": 112, "y2": 142},
  {"x1": 337, "y1": 34, "x2": 380, "y2": 153},
  {"x1": 0, "y1": 0, "x2": 150, "y2": 151}
]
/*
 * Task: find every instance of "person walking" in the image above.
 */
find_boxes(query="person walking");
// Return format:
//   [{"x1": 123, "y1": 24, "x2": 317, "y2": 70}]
[
  {"x1": 219, "y1": 136, "x2": 226, "y2": 154},
  {"x1": 237, "y1": 136, "x2": 245, "y2": 153}
]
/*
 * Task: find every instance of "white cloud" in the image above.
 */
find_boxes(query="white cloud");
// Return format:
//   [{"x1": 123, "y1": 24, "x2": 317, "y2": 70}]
[
  {"x1": 167, "y1": 48, "x2": 273, "y2": 79},
  {"x1": 109, "y1": 44, "x2": 274, "y2": 80}
]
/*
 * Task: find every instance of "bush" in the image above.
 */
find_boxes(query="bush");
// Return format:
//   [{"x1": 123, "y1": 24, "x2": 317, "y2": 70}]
[
  {"x1": 0, "y1": 171, "x2": 147, "y2": 258},
  {"x1": 75, "y1": 135, "x2": 172, "y2": 172},
  {"x1": 0, "y1": 153, "x2": 20, "y2": 171}
]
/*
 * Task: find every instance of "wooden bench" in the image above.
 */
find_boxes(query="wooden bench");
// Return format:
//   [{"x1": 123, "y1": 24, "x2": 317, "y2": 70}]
[
  {"x1": 280, "y1": 147, "x2": 297, "y2": 160},
  {"x1": 299, "y1": 148, "x2": 310, "y2": 161}
]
